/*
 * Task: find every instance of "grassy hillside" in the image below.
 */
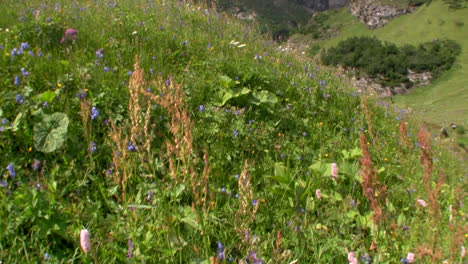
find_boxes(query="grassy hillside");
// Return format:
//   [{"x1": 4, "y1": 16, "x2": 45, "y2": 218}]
[
  {"x1": 0, "y1": 0, "x2": 466, "y2": 263},
  {"x1": 312, "y1": 1, "x2": 468, "y2": 127}
]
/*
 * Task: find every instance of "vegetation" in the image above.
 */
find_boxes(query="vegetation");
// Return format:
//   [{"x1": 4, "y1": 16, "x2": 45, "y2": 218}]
[
  {"x1": 0, "y1": 0, "x2": 466, "y2": 263},
  {"x1": 321, "y1": 36, "x2": 461, "y2": 87}
]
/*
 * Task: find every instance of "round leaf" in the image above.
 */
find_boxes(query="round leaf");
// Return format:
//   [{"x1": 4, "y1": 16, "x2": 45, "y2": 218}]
[{"x1": 34, "y1": 112, "x2": 69, "y2": 153}]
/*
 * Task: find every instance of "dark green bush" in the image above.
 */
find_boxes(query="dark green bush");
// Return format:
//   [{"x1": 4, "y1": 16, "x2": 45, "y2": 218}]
[{"x1": 321, "y1": 36, "x2": 461, "y2": 86}]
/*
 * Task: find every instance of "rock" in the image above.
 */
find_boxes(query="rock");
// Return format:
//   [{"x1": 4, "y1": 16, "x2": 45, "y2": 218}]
[
  {"x1": 350, "y1": 1, "x2": 414, "y2": 29},
  {"x1": 440, "y1": 127, "x2": 449, "y2": 138},
  {"x1": 407, "y1": 70, "x2": 432, "y2": 86}
]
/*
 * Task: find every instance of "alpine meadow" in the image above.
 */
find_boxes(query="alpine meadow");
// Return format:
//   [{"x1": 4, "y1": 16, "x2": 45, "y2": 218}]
[{"x1": 0, "y1": 0, "x2": 466, "y2": 263}]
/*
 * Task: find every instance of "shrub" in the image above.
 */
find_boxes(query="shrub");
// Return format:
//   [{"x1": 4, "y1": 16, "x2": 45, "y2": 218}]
[{"x1": 321, "y1": 36, "x2": 461, "y2": 86}]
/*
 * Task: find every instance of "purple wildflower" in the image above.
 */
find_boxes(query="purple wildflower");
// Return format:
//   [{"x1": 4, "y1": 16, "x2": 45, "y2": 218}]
[
  {"x1": 199, "y1": 105, "x2": 205, "y2": 112},
  {"x1": 21, "y1": 67, "x2": 30, "y2": 76},
  {"x1": 89, "y1": 141, "x2": 96, "y2": 153},
  {"x1": 217, "y1": 242, "x2": 225, "y2": 260},
  {"x1": 127, "y1": 141, "x2": 136, "y2": 152},
  {"x1": 32, "y1": 159, "x2": 41, "y2": 171},
  {"x1": 95, "y1": 48, "x2": 104, "y2": 58},
  {"x1": 233, "y1": 130, "x2": 239, "y2": 137},
  {"x1": 14, "y1": 75, "x2": 19, "y2": 86},
  {"x1": 103, "y1": 66, "x2": 109, "y2": 72},
  {"x1": 127, "y1": 239, "x2": 133, "y2": 258},
  {"x1": 7, "y1": 163, "x2": 16, "y2": 178},
  {"x1": 91, "y1": 107, "x2": 99, "y2": 120}
]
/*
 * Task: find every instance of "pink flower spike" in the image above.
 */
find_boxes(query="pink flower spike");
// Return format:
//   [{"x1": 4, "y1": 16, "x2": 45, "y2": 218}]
[
  {"x1": 80, "y1": 229, "x2": 91, "y2": 254},
  {"x1": 462, "y1": 246, "x2": 466, "y2": 259},
  {"x1": 315, "y1": 189, "x2": 322, "y2": 200},
  {"x1": 61, "y1": 28, "x2": 78, "y2": 44},
  {"x1": 331, "y1": 163, "x2": 338, "y2": 180},
  {"x1": 348, "y1": 251, "x2": 358, "y2": 264},
  {"x1": 407, "y1": 252, "x2": 415, "y2": 263},
  {"x1": 417, "y1": 199, "x2": 427, "y2": 207}
]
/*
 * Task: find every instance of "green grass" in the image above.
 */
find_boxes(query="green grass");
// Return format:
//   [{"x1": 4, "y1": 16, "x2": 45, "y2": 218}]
[
  {"x1": 0, "y1": 0, "x2": 466, "y2": 263},
  {"x1": 315, "y1": 1, "x2": 468, "y2": 127}
]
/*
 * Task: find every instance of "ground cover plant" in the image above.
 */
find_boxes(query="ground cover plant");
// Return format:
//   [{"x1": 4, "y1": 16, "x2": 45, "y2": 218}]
[{"x1": 0, "y1": 0, "x2": 466, "y2": 263}]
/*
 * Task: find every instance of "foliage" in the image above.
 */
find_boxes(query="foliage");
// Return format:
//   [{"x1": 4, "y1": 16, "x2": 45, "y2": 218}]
[
  {"x1": 321, "y1": 36, "x2": 461, "y2": 87},
  {"x1": 0, "y1": 0, "x2": 466, "y2": 263}
]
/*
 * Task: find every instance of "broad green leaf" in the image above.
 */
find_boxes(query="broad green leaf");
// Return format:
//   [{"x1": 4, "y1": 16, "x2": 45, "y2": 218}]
[
  {"x1": 34, "y1": 112, "x2": 69, "y2": 153},
  {"x1": 35, "y1": 90, "x2": 57, "y2": 102}
]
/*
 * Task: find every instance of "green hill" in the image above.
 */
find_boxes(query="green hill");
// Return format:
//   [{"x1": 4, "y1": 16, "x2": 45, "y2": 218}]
[
  {"x1": 309, "y1": 1, "x2": 468, "y2": 127},
  {"x1": 0, "y1": 0, "x2": 466, "y2": 263}
]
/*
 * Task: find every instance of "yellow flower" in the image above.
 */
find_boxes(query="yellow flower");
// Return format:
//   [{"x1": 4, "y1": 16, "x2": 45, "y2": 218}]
[
  {"x1": 325, "y1": 154, "x2": 329, "y2": 157},
  {"x1": 319, "y1": 122, "x2": 323, "y2": 126},
  {"x1": 28, "y1": 147, "x2": 32, "y2": 152},
  {"x1": 384, "y1": 158, "x2": 388, "y2": 161},
  {"x1": 57, "y1": 83, "x2": 62, "y2": 88}
]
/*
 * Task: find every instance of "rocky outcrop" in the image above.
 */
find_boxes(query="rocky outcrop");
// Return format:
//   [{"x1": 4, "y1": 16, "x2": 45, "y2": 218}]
[
  {"x1": 407, "y1": 70, "x2": 432, "y2": 86},
  {"x1": 347, "y1": 69, "x2": 432, "y2": 97},
  {"x1": 350, "y1": 1, "x2": 415, "y2": 28}
]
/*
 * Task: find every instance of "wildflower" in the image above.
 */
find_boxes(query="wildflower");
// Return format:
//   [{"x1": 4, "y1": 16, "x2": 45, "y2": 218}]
[
  {"x1": 14, "y1": 75, "x2": 19, "y2": 86},
  {"x1": 44, "y1": 253, "x2": 50, "y2": 260},
  {"x1": 76, "y1": 89, "x2": 87, "y2": 99},
  {"x1": 302, "y1": 132, "x2": 307, "y2": 137},
  {"x1": 21, "y1": 67, "x2": 30, "y2": 76},
  {"x1": 233, "y1": 130, "x2": 239, "y2": 137},
  {"x1": 316, "y1": 189, "x2": 322, "y2": 200},
  {"x1": 103, "y1": 66, "x2": 109, "y2": 72},
  {"x1": 199, "y1": 105, "x2": 205, "y2": 112},
  {"x1": 150, "y1": 68, "x2": 154, "y2": 75},
  {"x1": 7, "y1": 163, "x2": 16, "y2": 178},
  {"x1": 146, "y1": 191, "x2": 154, "y2": 201},
  {"x1": 127, "y1": 239, "x2": 133, "y2": 258},
  {"x1": 165, "y1": 79, "x2": 171, "y2": 86},
  {"x1": 361, "y1": 253, "x2": 371, "y2": 264},
  {"x1": 95, "y1": 48, "x2": 104, "y2": 58},
  {"x1": 60, "y1": 28, "x2": 78, "y2": 44},
  {"x1": 348, "y1": 252, "x2": 358, "y2": 264},
  {"x1": 221, "y1": 187, "x2": 226, "y2": 193},
  {"x1": 32, "y1": 159, "x2": 41, "y2": 171},
  {"x1": 89, "y1": 141, "x2": 96, "y2": 153},
  {"x1": 80, "y1": 229, "x2": 91, "y2": 254},
  {"x1": 331, "y1": 163, "x2": 338, "y2": 180},
  {"x1": 252, "y1": 200, "x2": 257, "y2": 206},
  {"x1": 217, "y1": 242, "x2": 225, "y2": 260},
  {"x1": 91, "y1": 107, "x2": 99, "y2": 120},
  {"x1": 461, "y1": 246, "x2": 466, "y2": 258},
  {"x1": 127, "y1": 141, "x2": 136, "y2": 152},
  {"x1": 1, "y1": 180, "x2": 6, "y2": 187},
  {"x1": 407, "y1": 252, "x2": 415, "y2": 263},
  {"x1": 417, "y1": 199, "x2": 427, "y2": 207},
  {"x1": 128, "y1": 70, "x2": 133, "y2": 76},
  {"x1": 254, "y1": 54, "x2": 261, "y2": 60},
  {"x1": 1, "y1": 118, "x2": 6, "y2": 125},
  {"x1": 20, "y1": 42, "x2": 30, "y2": 50},
  {"x1": 43, "y1": 101, "x2": 49, "y2": 108}
]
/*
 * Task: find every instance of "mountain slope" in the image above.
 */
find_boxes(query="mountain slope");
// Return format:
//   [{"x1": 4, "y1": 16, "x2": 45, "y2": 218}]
[
  {"x1": 315, "y1": 1, "x2": 468, "y2": 126},
  {"x1": 0, "y1": 0, "x2": 466, "y2": 263}
]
